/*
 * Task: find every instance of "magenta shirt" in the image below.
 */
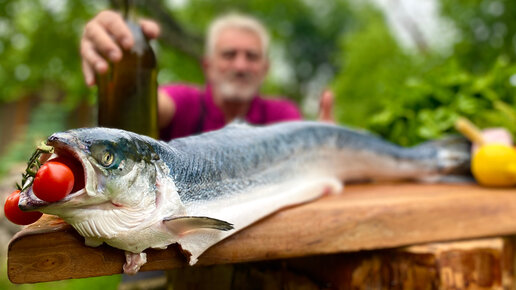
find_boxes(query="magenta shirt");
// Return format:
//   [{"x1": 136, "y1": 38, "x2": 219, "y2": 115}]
[{"x1": 159, "y1": 84, "x2": 302, "y2": 141}]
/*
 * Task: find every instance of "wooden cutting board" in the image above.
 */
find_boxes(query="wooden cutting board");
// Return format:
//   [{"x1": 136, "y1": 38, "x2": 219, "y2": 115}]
[{"x1": 7, "y1": 183, "x2": 516, "y2": 284}]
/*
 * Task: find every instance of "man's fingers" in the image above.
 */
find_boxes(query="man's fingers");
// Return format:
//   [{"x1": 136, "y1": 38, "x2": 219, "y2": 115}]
[
  {"x1": 83, "y1": 21, "x2": 122, "y2": 62},
  {"x1": 81, "y1": 39, "x2": 109, "y2": 73},
  {"x1": 81, "y1": 58, "x2": 96, "y2": 87},
  {"x1": 96, "y1": 10, "x2": 134, "y2": 50},
  {"x1": 318, "y1": 89, "x2": 335, "y2": 123},
  {"x1": 140, "y1": 19, "x2": 161, "y2": 39},
  {"x1": 80, "y1": 10, "x2": 159, "y2": 87}
]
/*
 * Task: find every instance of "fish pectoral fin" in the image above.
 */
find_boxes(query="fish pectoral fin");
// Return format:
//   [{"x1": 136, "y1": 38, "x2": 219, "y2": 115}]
[{"x1": 164, "y1": 216, "x2": 234, "y2": 235}]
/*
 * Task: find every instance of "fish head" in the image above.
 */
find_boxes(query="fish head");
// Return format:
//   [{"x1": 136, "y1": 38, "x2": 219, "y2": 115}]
[
  {"x1": 18, "y1": 128, "x2": 232, "y2": 254},
  {"x1": 19, "y1": 127, "x2": 163, "y2": 219}
]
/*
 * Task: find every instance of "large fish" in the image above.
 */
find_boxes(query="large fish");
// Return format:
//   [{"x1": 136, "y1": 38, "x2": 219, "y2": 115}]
[{"x1": 18, "y1": 121, "x2": 470, "y2": 274}]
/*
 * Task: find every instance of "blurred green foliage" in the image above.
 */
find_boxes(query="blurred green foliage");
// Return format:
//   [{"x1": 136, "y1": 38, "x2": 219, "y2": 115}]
[
  {"x1": 441, "y1": 0, "x2": 516, "y2": 73},
  {"x1": 0, "y1": 1, "x2": 104, "y2": 106},
  {"x1": 367, "y1": 58, "x2": 516, "y2": 146},
  {"x1": 333, "y1": 2, "x2": 516, "y2": 146},
  {"x1": 333, "y1": 7, "x2": 416, "y2": 129}
]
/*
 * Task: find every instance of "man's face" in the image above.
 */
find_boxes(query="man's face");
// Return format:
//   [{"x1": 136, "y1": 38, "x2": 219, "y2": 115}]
[{"x1": 205, "y1": 27, "x2": 269, "y2": 102}]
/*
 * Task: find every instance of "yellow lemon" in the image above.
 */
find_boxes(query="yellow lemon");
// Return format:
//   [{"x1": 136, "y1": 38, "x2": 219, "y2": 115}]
[{"x1": 472, "y1": 144, "x2": 516, "y2": 187}]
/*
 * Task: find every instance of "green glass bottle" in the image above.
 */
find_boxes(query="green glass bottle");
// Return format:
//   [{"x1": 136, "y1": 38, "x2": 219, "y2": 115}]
[{"x1": 96, "y1": 0, "x2": 158, "y2": 138}]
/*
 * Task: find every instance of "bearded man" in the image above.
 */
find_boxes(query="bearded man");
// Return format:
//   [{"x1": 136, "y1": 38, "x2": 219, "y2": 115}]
[{"x1": 81, "y1": 11, "x2": 334, "y2": 141}]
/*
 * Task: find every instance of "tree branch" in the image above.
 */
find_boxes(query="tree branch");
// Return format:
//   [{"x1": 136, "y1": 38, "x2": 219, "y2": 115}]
[{"x1": 135, "y1": 0, "x2": 203, "y2": 60}]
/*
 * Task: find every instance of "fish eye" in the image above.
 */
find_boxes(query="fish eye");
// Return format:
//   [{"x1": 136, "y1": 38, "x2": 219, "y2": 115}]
[
  {"x1": 100, "y1": 151, "x2": 114, "y2": 167},
  {"x1": 90, "y1": 143, "x2": 118, "y2": 169}
]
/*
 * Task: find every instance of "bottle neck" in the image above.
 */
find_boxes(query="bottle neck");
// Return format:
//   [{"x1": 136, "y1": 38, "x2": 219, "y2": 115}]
[
  {"x1": 122, "y1": 0, "x2": 135, "y2": 21},
  {"x1": 120, "y1": 0, "x2": 150, "y2": 56}
]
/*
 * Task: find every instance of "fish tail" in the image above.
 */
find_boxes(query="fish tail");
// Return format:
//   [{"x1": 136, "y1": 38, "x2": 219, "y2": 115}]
[{"x1": 417, "y1": 135, "x2": 472, "y2": 181}]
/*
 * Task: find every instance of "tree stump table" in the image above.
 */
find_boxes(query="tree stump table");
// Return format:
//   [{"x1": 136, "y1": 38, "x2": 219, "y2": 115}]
[{"x1": 7, "y1": 183, "x2": 516, "y2": 289}]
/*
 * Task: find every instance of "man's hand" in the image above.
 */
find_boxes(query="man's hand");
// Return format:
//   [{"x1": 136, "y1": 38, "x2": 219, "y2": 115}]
[
  {"x1": 81, "y1": 10, "x2": 160, "y2": 86},
  {"x1": 318, "y1": 89, "x2": 334, "y2": 123}
]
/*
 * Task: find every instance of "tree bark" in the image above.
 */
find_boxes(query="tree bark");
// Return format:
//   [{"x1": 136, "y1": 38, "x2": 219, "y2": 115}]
[{"x1": 167, "y1": 237, "x2": 515, "y2": 289}]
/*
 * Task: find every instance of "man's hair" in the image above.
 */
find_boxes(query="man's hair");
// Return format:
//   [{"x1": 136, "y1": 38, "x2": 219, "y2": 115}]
[{"x1": 205, "y1": 13, "x2": 270, "y2": 57}]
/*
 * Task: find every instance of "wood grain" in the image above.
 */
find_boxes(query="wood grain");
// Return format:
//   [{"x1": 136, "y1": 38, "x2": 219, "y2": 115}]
[
  {"x1": 8, "y1": 183, "x2": 516, "y2": 284},
  {"x1": 166, "y1": 237, "x2": 513, "y2": 290}
]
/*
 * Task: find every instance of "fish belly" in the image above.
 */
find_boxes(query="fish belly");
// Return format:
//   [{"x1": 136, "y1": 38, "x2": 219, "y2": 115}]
[{"x1": 177, "y1": 175, "x2": 342, "y2": 264}]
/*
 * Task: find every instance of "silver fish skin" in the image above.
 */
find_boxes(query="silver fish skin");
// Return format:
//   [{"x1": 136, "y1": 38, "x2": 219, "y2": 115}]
[{"x1": 18, "y1": 121, "x2": 470, "y2": 273}]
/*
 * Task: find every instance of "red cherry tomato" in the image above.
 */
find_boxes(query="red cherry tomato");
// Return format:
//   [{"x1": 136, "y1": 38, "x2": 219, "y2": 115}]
[
  {"x1": 33, "y1": 160, "x2": 74, "y2": 202},
  {"x1": 51, "y1": 157, "x2": 85, "y2": 193},
  {"x1": 4, "y1": 190, "x2": 42, "y2": 225}
]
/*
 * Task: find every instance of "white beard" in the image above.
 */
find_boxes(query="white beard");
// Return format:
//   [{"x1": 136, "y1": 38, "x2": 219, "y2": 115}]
[{"x1": 216, "y1": 81, "x2": 258, "y2": 102}]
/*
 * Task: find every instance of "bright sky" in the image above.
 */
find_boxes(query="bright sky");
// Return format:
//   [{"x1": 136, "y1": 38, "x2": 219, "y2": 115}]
[
  {"x1": 166, "y1": 0, "x2": 187, "y2": 9},
  {"x1": 370, "y1": 0, "x2": 458, "y2": 55}
]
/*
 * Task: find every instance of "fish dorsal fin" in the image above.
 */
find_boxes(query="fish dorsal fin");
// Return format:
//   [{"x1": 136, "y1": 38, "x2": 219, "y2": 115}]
[{"x1": 164, "y1": 216, "x2": 234, "y2": 235}]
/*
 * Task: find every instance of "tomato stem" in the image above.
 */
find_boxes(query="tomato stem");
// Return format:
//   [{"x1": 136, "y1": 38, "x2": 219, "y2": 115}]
[{"x1": 16, "y1": 141, "x2": 55, "y2": 192}]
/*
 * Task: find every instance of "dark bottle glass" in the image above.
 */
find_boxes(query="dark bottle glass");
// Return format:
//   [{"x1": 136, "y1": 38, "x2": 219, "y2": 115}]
[{"x1": 96, "y1": 9, "x2": 158, "y2": 138}]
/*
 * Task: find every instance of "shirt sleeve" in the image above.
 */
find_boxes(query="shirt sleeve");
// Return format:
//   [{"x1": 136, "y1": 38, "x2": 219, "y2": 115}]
[{"x1": 158, "y1": 84, "x2": 203, "y2": 140}]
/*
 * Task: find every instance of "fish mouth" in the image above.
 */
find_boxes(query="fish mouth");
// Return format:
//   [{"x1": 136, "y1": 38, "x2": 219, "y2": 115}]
[{"x1": 18, "y1": 132, "x2": 92, "y2": 212}]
